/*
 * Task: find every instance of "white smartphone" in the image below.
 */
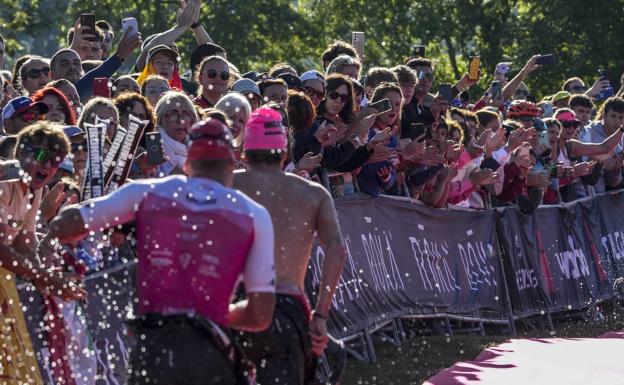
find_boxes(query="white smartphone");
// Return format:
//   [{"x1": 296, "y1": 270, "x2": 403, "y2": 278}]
[
  {"x1": 352, "y1": 31, "x2": 365, "y2": 60},
  {"x1": 122, "y1": 17, "x2": 138, "y2": 37}
]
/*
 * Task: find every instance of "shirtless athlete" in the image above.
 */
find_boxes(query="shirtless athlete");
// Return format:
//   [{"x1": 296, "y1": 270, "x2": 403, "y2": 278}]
[{"x1": 233, "y1": 107, "x2": 346, "y2": 384}]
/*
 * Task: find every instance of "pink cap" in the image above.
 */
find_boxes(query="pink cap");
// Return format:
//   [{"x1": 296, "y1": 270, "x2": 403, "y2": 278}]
[
  {"x1": 554, "y1": 109, "x2": 580, "y2": 123},
  {"x1": 243, "y1": 108, "x2": 287, "y2": 151}
]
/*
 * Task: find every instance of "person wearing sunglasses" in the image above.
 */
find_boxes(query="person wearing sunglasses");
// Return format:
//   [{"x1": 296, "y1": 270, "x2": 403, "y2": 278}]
[
  {"x1": 154, "y1": 91, "x2": 199, "y2": 175},
  {"x1": 1, "y1": 96, "x2": 49, "y2": 135},
  {"x1": 19, "y1": 56, "x2": 51, "y2": 96},
  {"x1": 194, "y1": 55, "x2": 233, "y2": 109},
  {"x1": 513, "y1": 82, "x2": 530, "y2": 101},
  {"x1": 0, "y1": 122, "x2": 83, "y2": 381},
  {"x1": 300, "y1": 70, "x2": 326, "y2": 108}
]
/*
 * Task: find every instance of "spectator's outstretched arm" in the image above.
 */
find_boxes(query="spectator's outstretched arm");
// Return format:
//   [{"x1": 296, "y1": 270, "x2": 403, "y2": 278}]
[
  {"x1": 191, "y1": 2, "x2": 213, "y2": 45},
  {"x1": 502, "y1": 55, "x2": 542, "y2": 101},
  {"x1": 134, "y1": 0, "x2": 200, "y2": 71},
  {"x1": 568, "y1": 128, "x2": 624, "y2": 157},
  {"x1": 76, "y1": 29, "x2": 142, "y2": 100}
]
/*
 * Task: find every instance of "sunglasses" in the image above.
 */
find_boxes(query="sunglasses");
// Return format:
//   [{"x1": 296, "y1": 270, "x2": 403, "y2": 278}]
[
  {"x1": 26, "y1": 147, "x2": 66, "y2": 168},
  {"x1": 417, "y1": 70, "x2": 435, "y2": 82},
  {"x1": 26, "y1": 67, "x2": 51, "y2": 79},
  {"x1": 517, "y1": 116, "x2": 536, "y2": 123},
  {"x1": 305, "y1": 86, "x2": 325, "y2": 100},
  {"x1": 561, "y1": 121, "x2": 580, "y2": 129},
  {"x1": 571, "y1": 85, "x2": 586, "y2": 92},
  {"x1": 20, "y1": 110, "x2": 40, "y2": 123},
  {"x1": 71, "y1": 142, "x2": 88, "y2": 153},
  {"x1": 515, "y1": 90, "x2": 529, "y2": 96},
  {"x1": 203, "y1": 69, "x2": 230, "y2": 81},
  {"x1": 328, "y1": 91, "x2": 349, "y2": 103}
]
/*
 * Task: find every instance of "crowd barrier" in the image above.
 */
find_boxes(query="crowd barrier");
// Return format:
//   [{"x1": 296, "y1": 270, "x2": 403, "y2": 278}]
[{"x1": 16, "y1": 190, "x2": 624, "y2": 383}]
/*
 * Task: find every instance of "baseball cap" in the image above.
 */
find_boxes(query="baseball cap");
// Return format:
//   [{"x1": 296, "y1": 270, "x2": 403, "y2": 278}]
[
  {"x1": 232, "y1": 78, "x2": 261, "y2": 99},
  {"x1": 554, "y1": 109, "x2": 580, "y2": 123},
  {"x1": 187, "y1": 118, "x2": 235, "y2": 161},
  {"x1": 147, "y1": 45, "x2": 180, "y2": 65},
  {"x1": 63, "y1": 125, "x2": 85, "y2": 140},
  {"x1": 552, "y1": 91, "x2": 571, "y2": 104},
  {"x1": 300, "y1": 70, "x2": 327, "y2": 87},
  {"x1": 277, "y1": 73, "x2": 304, "y2": 90},
  {"x1": 59, "y1": 156, "x2": 74, "y2": 174},
  {"x1": 243, "y1": 108, "x2": 287, "y2": 152},
  {"x1": 2, "y1": 96, "x2": 49, "y2": 123}
]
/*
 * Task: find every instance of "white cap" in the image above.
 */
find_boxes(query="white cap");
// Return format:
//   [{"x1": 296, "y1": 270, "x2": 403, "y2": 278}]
[{"x1": 300, "y1": 70, "x2": 327, "y2": 87}]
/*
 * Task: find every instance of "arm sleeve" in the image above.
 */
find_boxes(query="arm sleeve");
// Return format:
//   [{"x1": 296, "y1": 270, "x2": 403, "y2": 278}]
[
  {"x1": 243, "y1": 203, "x2": 276, "y2": 293},
  {"x1": 79, "y1": 179, "x2": 153, "y2": 231},
  {"x1": 75, "y1": 55, "x2": 123, "y2": 101}
]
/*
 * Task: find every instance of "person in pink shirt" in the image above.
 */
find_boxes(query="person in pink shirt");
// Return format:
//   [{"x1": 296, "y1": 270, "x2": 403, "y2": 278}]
[{"x1": 48, "y1": 117, "x2": 276, "y2": 384}]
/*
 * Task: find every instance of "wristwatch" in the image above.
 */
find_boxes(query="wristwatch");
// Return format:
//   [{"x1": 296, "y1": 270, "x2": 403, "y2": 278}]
[
  {"x1": 191, "y1": 22, "x2": 201, "y2": 29},
  {"x1": 351, "y1": 135, "x2": 364, "y2": 148}
]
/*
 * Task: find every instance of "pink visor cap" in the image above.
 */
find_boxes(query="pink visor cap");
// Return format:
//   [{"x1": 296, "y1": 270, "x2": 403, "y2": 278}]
[
  {"x1": 243, "y1": 107, "x2": 287, "y2": 151},
  {"x1": 554, "y1": 110, "x2": 580, "y2": 123}
]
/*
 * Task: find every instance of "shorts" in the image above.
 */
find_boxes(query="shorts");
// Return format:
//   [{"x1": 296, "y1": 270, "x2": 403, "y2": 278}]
[
  {"x1": 237, "y1": 294, "x2": 314, "y2": 385},
  {"x1": 127, "y1": 315, "x2": 246, "y2": 385}
]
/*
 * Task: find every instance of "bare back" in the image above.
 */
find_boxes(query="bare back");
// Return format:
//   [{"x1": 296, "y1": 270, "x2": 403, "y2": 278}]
[{"x1": 233, "y1": 169, "x2": 341, "y2": 290}]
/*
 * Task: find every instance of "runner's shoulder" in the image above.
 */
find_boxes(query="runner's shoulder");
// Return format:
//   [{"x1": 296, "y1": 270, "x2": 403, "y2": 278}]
[
  {"x1": 284, "y1": 172, "x2": 330, "y2": 199},
  {"x1": 227, "y1": 186, "x2": 272, "y2": 219}
]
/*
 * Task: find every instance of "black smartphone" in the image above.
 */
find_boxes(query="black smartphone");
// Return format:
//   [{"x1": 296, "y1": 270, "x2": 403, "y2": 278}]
[
  {"x1": 439, "y1": 83, "x2": 453, "y2": 102},
  {"x1": 410, "y1": 123, "x2": 426, "y2": 141},
  {"x1": 369, "y1": 98, "x2": 392, "y2": 114},
  {"x1": 80, "y1": 13, "x2": 97, "y2": 42},
  {"x1": 535, "y1": 54, "x2": 555, "y2": 65},
  {"x1": 480, "y1": 157, "x2": 501, "y2": 171},
  {"x1": 145, "y1": 132, "x2": 166, "y2": 165},
  {"x1": 491, "y1": 80, "x2": 502, "y2": 100},
  {"x1": 412, "y1": 44, "x2": 425, "y2": 58},
  {"x1": 598, "y1": 69, "x2": 609, "y2": 81}
]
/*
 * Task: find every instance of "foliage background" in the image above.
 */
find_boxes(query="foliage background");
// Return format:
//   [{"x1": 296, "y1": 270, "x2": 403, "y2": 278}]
[{"x1": 1, "y1": 0, "x2": 624, "y2": 98}]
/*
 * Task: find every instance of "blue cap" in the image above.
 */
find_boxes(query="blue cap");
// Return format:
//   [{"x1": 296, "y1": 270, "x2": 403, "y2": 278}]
[
  {"x1": 63, "y1": 125, "x2": 85, "y2": 139},
  {"x1": 1, "y1": 96, "x2": 49, "y2": 123}
]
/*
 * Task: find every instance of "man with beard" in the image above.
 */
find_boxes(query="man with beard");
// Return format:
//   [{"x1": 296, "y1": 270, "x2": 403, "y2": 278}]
[
  {"x1": 50, "y1": 24, "x2": 141, "y2": 101},
  {"x1": 234, "y1": 107, "x2": 347, "y2": 384}
]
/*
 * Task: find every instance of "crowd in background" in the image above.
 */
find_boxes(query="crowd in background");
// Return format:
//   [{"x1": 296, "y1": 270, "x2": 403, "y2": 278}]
[{"x1": 1, "y1": 0, "x2": 624, "y2": 306}]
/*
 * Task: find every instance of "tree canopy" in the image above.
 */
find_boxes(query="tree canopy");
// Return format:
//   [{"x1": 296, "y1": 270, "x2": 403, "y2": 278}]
[{"x1": 1, "y1": 0, "x2": 623, "y2": 98}]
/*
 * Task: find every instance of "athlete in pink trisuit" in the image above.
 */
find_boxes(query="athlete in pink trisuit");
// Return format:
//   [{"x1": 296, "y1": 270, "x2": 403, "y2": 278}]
[{"x1": 48, "y1": 118, "x2": 276, "y2": 384}]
